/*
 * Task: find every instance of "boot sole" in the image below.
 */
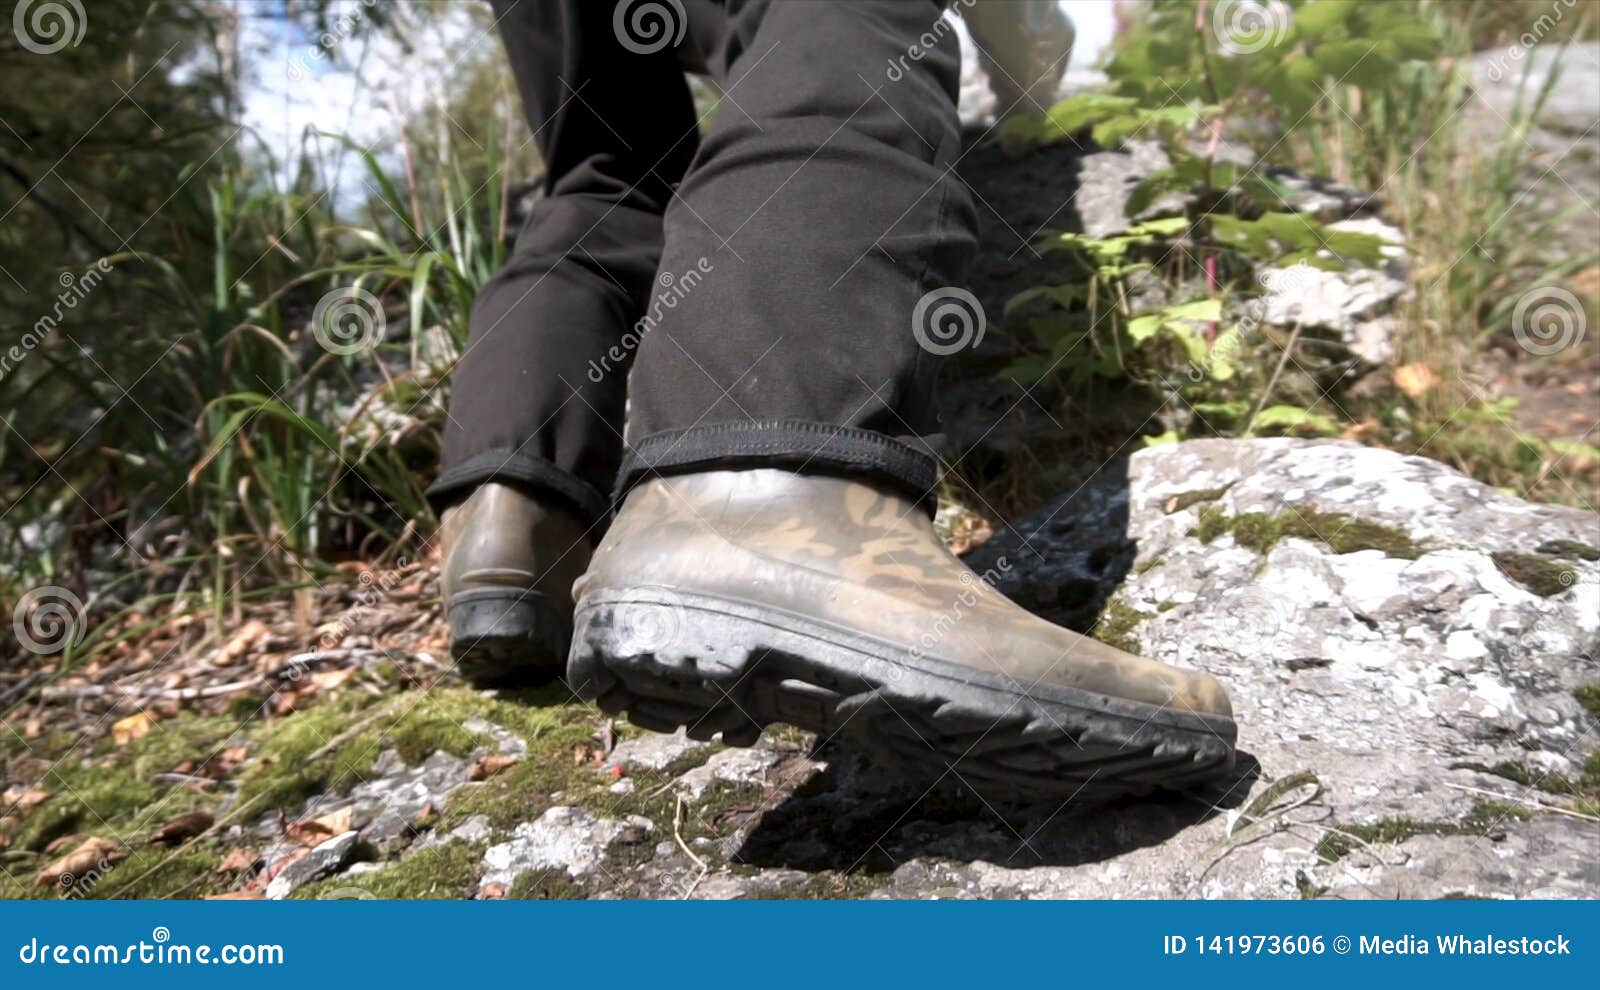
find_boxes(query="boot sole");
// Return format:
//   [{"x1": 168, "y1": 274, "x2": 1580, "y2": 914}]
[
  {"x1": 568, "y1": 590, "x2": 1236, "y2": 804},
  {"x1": 448, "y1": 588, "x2": 570, "y2": 688}
]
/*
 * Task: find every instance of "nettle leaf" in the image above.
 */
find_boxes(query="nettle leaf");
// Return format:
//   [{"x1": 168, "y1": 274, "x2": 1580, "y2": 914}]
[
  {"x1": 1026, "y1": 314, "x2": 1082, "y2": 350},
  {"x1": 1311, "y1": 39, "x2": 1400, "y2": 89},
  {"x1": 1126, "y1": 313, "x2": 1163, "y2": 344},
  {"x1": 1207, "y1": 325, "x2": 1244, "y2": 382},
  {"x1": 1092, "y1": 105, "x2": 1208, "y2": 146},
  {"x1": 1127, "y1": 299, "x2": 1220, "y2": 364},
  {"x1": 1048, "y1": 92, "x2": 1140, "y2": 133},
  {"x1": 1130, "y1": 217, "x2": 1191, "y2": 237},
  {"x1": 1259, "y1": 58, "x2": 1324, "y2": 117},
  {"x1": 1193, "y1": 399, "x2": 1251, "y2": 423},
  {"x1": 1293, "y1": 0, "x2": 1358, "y2": 43},
  {"x1": 1212, "y1": 212, "x2": 1384, "y2": 267},
  {"x1": 1004, "y1": 284, "x2": 1084, "y2": 317},
  {"x1": 1252, "y1": 405, "x2": 1341, "y2": 437},
  {"x1": 999, "y1": 354, "x2": 1059, "y2": 384}
]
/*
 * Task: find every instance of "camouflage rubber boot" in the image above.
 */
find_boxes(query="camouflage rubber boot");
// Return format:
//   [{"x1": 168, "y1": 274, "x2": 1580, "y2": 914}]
[
  {"x1": 440, "y1": 483, "x2": 591, "y2": 687},
  {"x1": 568, "y1": 469, "x2": 1235, "y2": 804}
]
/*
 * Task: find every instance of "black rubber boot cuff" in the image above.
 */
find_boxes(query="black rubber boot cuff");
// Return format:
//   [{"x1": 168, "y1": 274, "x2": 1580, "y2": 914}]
[
  {"x1": 426, "y1": 448, "x2": 610, "y2": 530},
  {"x1": 615, "y1": 420, "x2": 940, "y2": 517}
]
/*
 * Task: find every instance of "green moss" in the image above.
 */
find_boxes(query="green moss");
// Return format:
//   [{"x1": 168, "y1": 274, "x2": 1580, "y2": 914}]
[
  {"x1": 86, "y1": 845, "x2": 223, "y2": 899},
  {"x1": 741, "y1": 870, "x2": 888, "y2": 900},
  {"x1": 382, "y1": 693, "x2": 493, "y2": 765},
  {"x1": 1315, "y1": 800, "x2": 1532, "y2": 863},
  {"x1": 1162, "y1": 485, "x2": 1232, "y2": 514},
  {"x1": 13, "y1": 713, "x2": 233, "y2": 851},
  {"x1": 1091, "y1": 599, "x2": 1151, "y2": 654},
  {"x1": 236, "y1": 695, "x2": 388, "y2": 813},
  {"x1": 1193, "y1": 505, "x2": 1230, "y2": 543},
  {"x1": 1195, "y1": 508, "x2": 1422, "y2": 559},
  {"x1": 1573, "y1": 684, "x2": 1600, "y2": 720},
  {"x1": 295, "y1": 841, "x2": 486, "y2": 900},
  {"x1": 1491, "y1": 551, "x2": 1577, "y2": 597},
  {"x1": 1449, "y1": 760, "x2": 1576, "y2": 795},
  {"x1": 1536, "y1": 539, "x2": 1600, "y2": 562},
  {"x1": 1131, "y1": 554, "x2": 1167, "y2": 575},
  {"x1": 507, "y1": 869, "x2": 587, "y2": 900}
]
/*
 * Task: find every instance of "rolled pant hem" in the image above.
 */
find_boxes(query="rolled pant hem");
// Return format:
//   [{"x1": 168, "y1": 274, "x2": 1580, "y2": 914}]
[
  {"x1": 615, "y1": 420, "x2": 940, "y2": 516},
  {"x1": 426, "y1": 448, "x2": 610, "y2": 529}
]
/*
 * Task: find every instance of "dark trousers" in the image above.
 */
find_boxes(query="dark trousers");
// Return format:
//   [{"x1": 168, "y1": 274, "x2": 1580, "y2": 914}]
[{"x1": 429, "y1": 0, "x2": 978, "y2": 528}]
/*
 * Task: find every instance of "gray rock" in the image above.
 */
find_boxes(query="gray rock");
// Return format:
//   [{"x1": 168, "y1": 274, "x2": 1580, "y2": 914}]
[
  {"x1": 479, "y1": 807, "x2": 654, "y2": 892},
  {"x1": 604, "y1": 728, "x2": 709, "y2": 771},
  {"x1": 674, "y1": 747, "x2": 784, "y2": 797},
  {"x1": 265, "y1": 831, "x2": 359, "y2": 900},
  {"x1": 957, "y1": 438, "x2": 1598, "y2": 898}
]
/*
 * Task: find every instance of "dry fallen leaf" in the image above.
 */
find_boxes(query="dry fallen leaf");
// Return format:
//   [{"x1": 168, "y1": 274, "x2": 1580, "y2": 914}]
[
  {"x1": 1393, "y1": 362, "x2": 1439, "y2": 398},
  {"x1": 2, "y1": 786, "x2": 50, "y2": 812},
  {"x1": 309, "y1": 667, "x2": 356, "y2": 692},
  {"x1": 286, "y1": 806, "x2": 355, "y2": 846},
  {"x1": 42, "y1": 833, "x2": 82, "y2": 855},
  {"x1": 215, "y1": 745, "x2": 251, "y2": 775},
  {"x1": 147, "y1": 810, "x2": 214, "y2": 847},
  {"x1": 1340, "y1": 417, "x2": 1381, "y2": 441},
  {"x1": 112, "y1": 712, "x2": 157, "y2": 746},
  {"x1": 216, "y1": 846, "x2": 260, "y2": 874},
  {"x1": 213, "y1": 619, "x2": 269, "y2": 667},
  {"x1": 34, "y1": 837, "x2": 124, "y2": 888},
  {"x1": 468, "y1": 754, "x2": 519, "y2": 781}
]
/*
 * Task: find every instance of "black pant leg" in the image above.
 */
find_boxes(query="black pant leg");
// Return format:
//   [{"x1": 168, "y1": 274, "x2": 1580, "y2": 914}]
[
  {"x1": 429, "y1": 0, "x2": 701, "y2": 527},
  {"x1": 616, "y1": 0, "x2": 978, "y2": 513}
]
